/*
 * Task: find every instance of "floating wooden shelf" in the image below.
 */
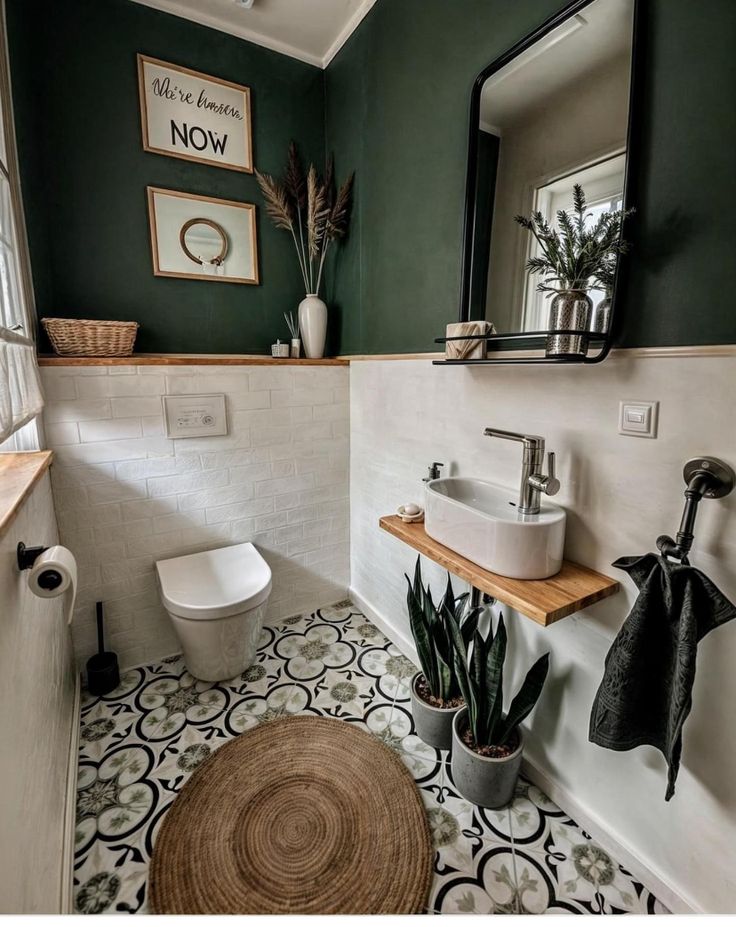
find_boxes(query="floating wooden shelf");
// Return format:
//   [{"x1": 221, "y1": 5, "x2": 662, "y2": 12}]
[
  {"x1": 379, "y1": 515, "x2": 619, "y2": 626},
  {"x1": 37, "y1": 354, "x2": 349, "y2": 367}
]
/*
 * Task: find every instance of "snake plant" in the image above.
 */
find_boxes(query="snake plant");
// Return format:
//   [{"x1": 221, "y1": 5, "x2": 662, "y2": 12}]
[
  {"x1": 446, "y1": 607, "x2": 550, "y2": 749},
  {"x1": 405, "y1": 558, "x2": 480, "y2": 704}
]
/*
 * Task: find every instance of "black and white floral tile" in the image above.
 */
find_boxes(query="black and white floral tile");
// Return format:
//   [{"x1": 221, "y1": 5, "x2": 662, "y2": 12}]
[{"x1": 75, "y1": 601, "x2": 667, "y2": 916}]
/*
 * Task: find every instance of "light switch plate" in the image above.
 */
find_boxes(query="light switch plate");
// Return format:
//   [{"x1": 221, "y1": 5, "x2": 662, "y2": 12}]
[
  {"x1": 619, "y1": 399, "x2": 659, "y2": 438},
  {"x1": 163, "y1": 394, "x2": 228, "y2": 438}
]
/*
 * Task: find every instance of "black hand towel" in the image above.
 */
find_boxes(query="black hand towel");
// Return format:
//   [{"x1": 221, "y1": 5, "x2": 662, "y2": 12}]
[{"x1": 589, "y1": 552, "x2": 736, "y2": 800}]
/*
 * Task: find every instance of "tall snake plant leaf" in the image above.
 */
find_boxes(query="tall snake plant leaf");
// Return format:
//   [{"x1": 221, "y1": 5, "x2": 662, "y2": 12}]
[
  {"x1": 460, "y1": 604, "x2": 480, "y2": 646},
  {"x1": 405, "y1": 571, "x2": 434, "y2": 691},
  {"x1": 471, "y1": 628, "x2": 488, "y2": 743},
  {"x1": 484, "y1": 614, "x2": 507, "y2": 746},
  {"x1": 444, "y1": 600, "x2": 476, "y2": 729},
  {"x1": 435, "y1": 649, "x2": 453, "y2": 703},
  {"x1": 498, "y1": 652, "x2": 550, "y2": 746},
  {"x1": 444, "y1": 598, "x2": 468, "y2": 665},
  {"x1": 442, "y1": 573, "x2": 456, "y2": 616}
]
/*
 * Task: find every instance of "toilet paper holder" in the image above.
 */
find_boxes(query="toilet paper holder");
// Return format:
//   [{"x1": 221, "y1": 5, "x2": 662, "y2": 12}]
[
  {"x1": 18, "y1": 542, "x2": 67, "y2": 591},
  {"x1": 17, "y1": 542, "x2": 48, "y2": 571}
]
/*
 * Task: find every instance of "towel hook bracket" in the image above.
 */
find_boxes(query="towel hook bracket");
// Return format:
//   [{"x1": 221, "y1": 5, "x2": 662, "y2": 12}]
[
  {"x1": 682, "y1": 457, "x2": 734, "y2": 499},
  {"x1": 657, "y1": 456, "x2": 734, "y2": 562}
]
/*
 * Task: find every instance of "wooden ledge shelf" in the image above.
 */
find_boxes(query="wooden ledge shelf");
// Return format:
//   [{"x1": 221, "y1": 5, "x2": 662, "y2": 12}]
[
  {"x1": 37, "y1": 354, "x2": 349, "y2": 367},
  {"x1": 379, "y1": 515, "x2": 619, "y2": 626}
]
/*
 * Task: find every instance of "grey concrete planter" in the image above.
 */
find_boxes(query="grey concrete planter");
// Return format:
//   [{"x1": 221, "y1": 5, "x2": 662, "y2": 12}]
[
  {"x1": 450, "y1": 707, "x2": 523, "y2": 808},
  {"x1": 410, "y1": 672, "x2": 462, "y2": 751}
]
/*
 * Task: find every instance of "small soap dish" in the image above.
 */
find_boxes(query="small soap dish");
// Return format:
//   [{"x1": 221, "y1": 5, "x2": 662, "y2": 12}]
[{"x1": 397, "y1": 504, "x2": 424, "y2": 524}]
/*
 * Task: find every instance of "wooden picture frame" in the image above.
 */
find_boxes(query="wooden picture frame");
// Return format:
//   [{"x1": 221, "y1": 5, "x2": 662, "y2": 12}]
[
  {"x1": 147, "y1": 187, "x2": 259, "y2": 285},
  {"x1": 138, "y1": 54, "x2": 253, "y2": 173}
]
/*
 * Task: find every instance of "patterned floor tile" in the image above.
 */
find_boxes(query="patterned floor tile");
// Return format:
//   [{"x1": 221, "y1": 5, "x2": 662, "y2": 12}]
[
  {"x1": 79, "y1": 702, "x2": 143, "y2": 763},
  {"x1": 295, "y1": 666, "x2": 381, "y2": 720},
  {"x1": 222, "y1": 683, "x2": 301, "y2": 735},
  {"x1": 80, "y1": 667, "x2": 148, "y2": 718},
  {"x1": 73, "y1": 599, "x2": 666, "y2": 916},
  {"x1": 519, "y1": 819, "x2": 657, "y2": 915},
  {"x1": 133, "y1": 670, "x2": 231, "y2": 743},
  {"x1": 357, "y1": 642, "x2": 417, "y2": 703},
  {"x1": 429, "y1": 843, "x2": 526, "y2": 914},
  {"x1": 272, "y1": 620, "x2": 357, "y2": 682}
]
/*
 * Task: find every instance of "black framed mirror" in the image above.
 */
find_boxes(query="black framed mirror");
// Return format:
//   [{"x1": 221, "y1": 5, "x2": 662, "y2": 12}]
[{"x1": 440, "y1": 0, "x2": 640, "y2": 366}]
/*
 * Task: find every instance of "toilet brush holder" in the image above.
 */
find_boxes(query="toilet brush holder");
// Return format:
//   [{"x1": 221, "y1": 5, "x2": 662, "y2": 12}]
[{"x1": 86, "y1": 601, "x2": 120, "y2": 696}]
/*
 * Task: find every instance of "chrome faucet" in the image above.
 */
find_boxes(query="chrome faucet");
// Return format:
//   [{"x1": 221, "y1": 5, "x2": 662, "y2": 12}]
[{"x1": 484, "y1": 428, "x2": 560, "y2": 515}]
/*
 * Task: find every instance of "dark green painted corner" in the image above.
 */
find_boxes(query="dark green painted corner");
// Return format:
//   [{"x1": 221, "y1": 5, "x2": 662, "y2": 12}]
[
  {"x1": 7, "y1": 0, "x2": 324, "y2": 354},
  {"x1": 325, "y1": 0, "x2": 736, "y2": 353}
]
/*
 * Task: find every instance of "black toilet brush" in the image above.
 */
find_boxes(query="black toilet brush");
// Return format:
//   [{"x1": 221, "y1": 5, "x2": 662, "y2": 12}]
[{"x1": 86, "y1": 601, "x2": 120, "y2": 696}]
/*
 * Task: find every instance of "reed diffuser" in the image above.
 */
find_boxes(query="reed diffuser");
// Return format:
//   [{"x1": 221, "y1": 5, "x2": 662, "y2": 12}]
[{"x1": 284, "y1": 311, "x2": 300, "y2": 358}]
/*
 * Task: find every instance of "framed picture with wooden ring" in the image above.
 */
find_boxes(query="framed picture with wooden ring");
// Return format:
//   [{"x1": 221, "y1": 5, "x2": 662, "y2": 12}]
[
  {"x1": 147, "y1": 187, "x2": 259, "y2": 285},
  {"x1": 138, "y1": 55, "x2": 253, "y2": 173}
]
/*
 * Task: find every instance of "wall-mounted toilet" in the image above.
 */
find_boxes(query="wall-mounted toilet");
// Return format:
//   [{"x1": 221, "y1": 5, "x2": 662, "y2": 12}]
[{"x1": 155, "y1": 542, "x2": 272, "y2": 682}]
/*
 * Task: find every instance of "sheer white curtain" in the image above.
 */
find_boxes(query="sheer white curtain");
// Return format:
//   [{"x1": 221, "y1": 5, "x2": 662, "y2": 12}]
[{"x1": 0, "y1": 0, "x2": 43, "y2": 447}]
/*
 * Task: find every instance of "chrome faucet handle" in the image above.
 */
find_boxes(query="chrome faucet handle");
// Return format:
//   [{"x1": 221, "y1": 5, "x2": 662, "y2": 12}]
[{"x1": 528, "y1": 451, "x2": 560, "y2": 497}]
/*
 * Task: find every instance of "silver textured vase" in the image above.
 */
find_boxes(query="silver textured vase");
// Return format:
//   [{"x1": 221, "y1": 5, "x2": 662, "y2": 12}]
[
  {"x1": 546, "y1": 289, "x2": 592, "y2": 358},
  {"x1": 590, "y1": 296, "x2": 612, "y2": 335}
]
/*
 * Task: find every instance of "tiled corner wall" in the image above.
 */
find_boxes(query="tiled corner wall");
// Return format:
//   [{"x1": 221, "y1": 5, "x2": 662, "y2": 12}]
[{"x1": 39, "y1": 364, "x2": 350, "y2": 670}]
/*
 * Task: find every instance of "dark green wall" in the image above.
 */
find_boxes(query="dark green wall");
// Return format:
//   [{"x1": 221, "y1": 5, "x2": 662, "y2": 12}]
[
  {"x1": 325, "y1": 0, "x2": 736, "y2": 353},
  {"x1": 7, "y1": 0, "x2": 324, "y2": 353},
  {"x1": 8, "y1": 0, "x2": 736, "y2": 355}
]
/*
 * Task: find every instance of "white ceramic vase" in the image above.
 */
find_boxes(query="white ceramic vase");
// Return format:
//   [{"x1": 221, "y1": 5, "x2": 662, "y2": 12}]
[{"x1": 298, "y1": 294, "x2": 327, "y2": 359}]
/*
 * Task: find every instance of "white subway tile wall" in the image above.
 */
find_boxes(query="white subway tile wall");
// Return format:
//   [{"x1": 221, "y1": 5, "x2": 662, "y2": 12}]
[{"x1": 40, "y1": 365, "x2": 350, "y2": 669}]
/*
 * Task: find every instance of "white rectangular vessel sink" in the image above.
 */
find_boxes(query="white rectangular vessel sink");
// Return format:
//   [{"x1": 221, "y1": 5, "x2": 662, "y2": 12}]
[{"x1": 425, "y1": 477, "x2": 566, "y2": 580}]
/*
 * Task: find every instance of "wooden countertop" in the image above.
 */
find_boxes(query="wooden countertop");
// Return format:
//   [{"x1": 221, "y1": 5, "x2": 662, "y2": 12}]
[
  {"x1": 37, "y1": 354, "x2": 349, "y2": 366},
  {"x1": 379, "y1": 515, "x2": 619, "y2": 626},
  {"x1": 0, "y1": 451, "x2": 54, "y2": 538}
]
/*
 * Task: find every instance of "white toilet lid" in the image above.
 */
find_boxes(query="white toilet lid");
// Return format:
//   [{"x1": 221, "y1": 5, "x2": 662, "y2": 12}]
[{"x1": 155, "y1": 542, "x2": 272, "y2": 621}]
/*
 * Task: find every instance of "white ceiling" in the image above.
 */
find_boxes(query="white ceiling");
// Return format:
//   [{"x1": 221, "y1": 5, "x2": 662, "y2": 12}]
[{"x1": 129, "y1": 0, "x2": 377, "y2": 68}]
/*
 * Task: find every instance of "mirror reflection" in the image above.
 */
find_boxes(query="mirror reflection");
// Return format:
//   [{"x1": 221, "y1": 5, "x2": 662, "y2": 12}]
[
  {"x1": 180, "y1": 218, "x2": 229, "y2": 267},
  {"x1": 466, "y1": 0, "x2": 635, "y2": 355}
]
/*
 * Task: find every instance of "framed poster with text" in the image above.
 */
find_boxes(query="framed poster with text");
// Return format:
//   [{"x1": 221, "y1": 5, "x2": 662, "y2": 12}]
[{"x1": 138, "y1": 54, "x2": 253, "y2": 172}]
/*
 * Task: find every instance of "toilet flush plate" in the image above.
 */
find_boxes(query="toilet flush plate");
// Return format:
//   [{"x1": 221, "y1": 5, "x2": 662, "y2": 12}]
[{"x1": 163, "y1": 394, "x2": 228, "y2": 438}]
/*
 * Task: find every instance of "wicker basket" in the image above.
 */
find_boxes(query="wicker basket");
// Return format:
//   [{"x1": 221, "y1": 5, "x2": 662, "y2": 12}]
[{"x1": 42, "y1": 318, "x2": 139, "y2": 357}]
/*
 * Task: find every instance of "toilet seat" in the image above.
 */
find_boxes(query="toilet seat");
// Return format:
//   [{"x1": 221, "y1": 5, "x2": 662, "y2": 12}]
[{"x1": 155, "y1": 542, "x2": 272, "y2": 621}]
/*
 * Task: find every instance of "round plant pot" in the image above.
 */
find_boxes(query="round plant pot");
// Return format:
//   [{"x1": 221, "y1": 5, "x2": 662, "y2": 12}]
[
  {"x1": 410, "y1": 672, "x2": 462, "y2": 751},
  {"x1": 545, "y1": 289, "x2": 592, "y2": 357},
  {"x1": 450, "y1": 707, "x2": 523, "y2": 808},
  {"x1": 298, "y1": 294, "x2": 328, "y2": 359},
  {"x1": 590, "y1": 296, "x2": 612, "y2": 334}
]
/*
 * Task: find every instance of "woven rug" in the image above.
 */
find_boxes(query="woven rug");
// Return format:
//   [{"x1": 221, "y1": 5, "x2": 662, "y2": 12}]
[{"x1": 149, "y1": 716, "x2": 433, "y2": 914}]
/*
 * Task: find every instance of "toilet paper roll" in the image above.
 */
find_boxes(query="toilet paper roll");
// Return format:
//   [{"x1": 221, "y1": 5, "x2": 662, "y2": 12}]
[{"x1": 28, "y1": 545, "x2": 77, "y2": 626}]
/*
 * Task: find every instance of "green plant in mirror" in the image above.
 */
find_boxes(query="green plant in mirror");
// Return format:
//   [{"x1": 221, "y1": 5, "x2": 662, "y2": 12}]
[
  {"x1": 514, "y1": 184, "x2": 635, "y2": 295},
  {"x1": 405, "y1": 557, "x2": 480, "y2": 705},
  {"x1": 446, "y1": 606, "x2": 550, "y2": 749}
]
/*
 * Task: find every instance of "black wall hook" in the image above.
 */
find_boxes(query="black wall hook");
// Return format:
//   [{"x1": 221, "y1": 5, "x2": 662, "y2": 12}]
[
  {"x1": 657, "y1": 457, "x2": 735, "y2": 563},
  {"x1": 17, "y1": 542, "x2": 49, "y2": 571}
]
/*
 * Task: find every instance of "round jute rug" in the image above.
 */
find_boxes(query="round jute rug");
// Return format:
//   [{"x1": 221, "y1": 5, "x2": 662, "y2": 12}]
[{"x1": 149, "y1": 716, "x2": 433, "y2": 914}]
